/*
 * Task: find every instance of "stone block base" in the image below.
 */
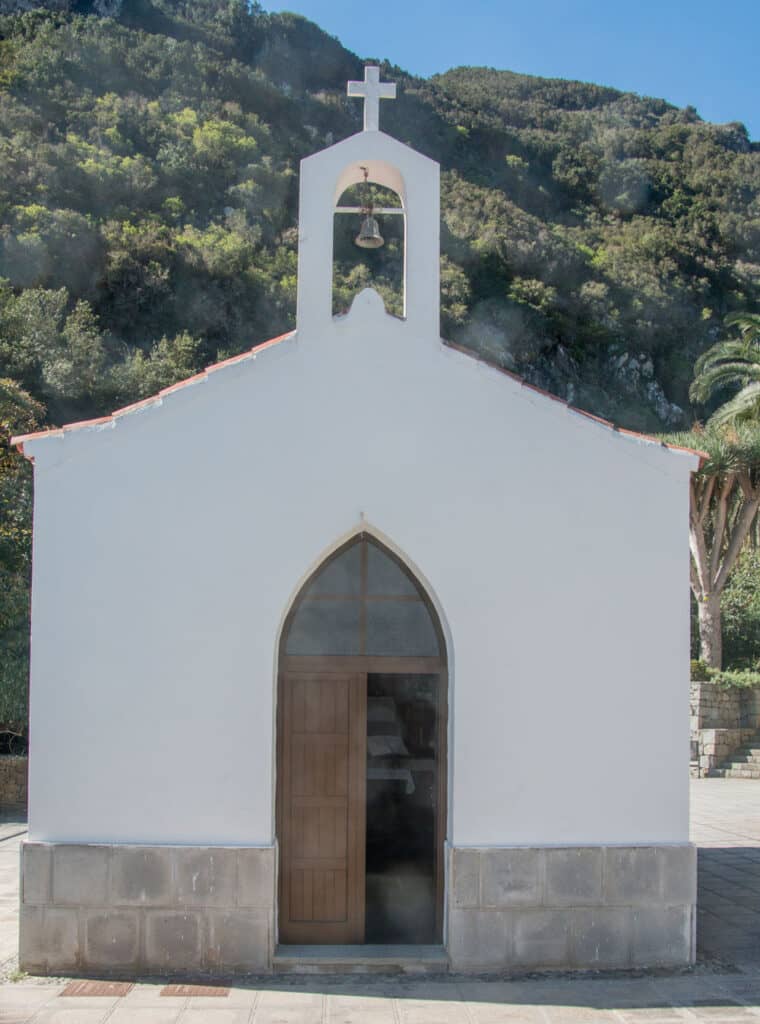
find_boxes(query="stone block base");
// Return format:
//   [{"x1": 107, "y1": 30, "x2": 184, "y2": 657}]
[
  {"x1": 20, "y1": 842, "x2": 275, "y2": 975},
  {"x1": 448, "y1": 844, "x2": 696, "y2": 971}
]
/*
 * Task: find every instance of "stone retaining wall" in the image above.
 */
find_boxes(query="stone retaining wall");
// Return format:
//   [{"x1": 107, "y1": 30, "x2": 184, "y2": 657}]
[
  {"x1": 20, "y1": 843, "x2": 276, "y2": 975},
  {"x1": 448, "y1": 844, "x2": 696, "y2": 971},
  {"x1": 0, "y1": 755, "x2": 27, "y2": 810},
  {"x1": 690, "y1": 682, "x2": 760, "y2": 776}
]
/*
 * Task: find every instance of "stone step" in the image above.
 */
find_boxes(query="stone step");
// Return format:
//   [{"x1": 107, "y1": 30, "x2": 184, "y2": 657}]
[
  {"x1": 709, "y1": 768, "x2": 760, "y2": 779},
  {"x1": 727, "y1": 754, "x2": 760, "y2": 764},
  {"x1": 273, "y1": 944, "x2": 449, "y2": 975}
]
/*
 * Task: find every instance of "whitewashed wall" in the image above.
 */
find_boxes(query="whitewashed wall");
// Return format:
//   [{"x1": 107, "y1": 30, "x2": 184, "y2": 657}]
[{"x1": 23, "y1": 290, "x2": 696, "y2": 849}]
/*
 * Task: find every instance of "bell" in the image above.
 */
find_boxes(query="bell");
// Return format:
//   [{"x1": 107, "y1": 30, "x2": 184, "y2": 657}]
[{"x1": 355, "y1": 214, "x2": 384, "y2": 249}]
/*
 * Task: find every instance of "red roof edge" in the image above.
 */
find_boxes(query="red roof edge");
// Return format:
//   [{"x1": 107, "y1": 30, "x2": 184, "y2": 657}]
[
  {"x1": 10, "y1": 329, "x2": 705, "y2": 467},
  {"x1": 11, "y1": 331, "x2": 296, "y2": 454},
  {"x1": 443, "y1": 339, "x2": 707, "y2": 466}
]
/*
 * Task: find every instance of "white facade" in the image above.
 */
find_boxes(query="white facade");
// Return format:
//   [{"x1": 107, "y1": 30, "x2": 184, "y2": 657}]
[{"x1": 16, "y1": 70, "x2": 699, "y2": 973}]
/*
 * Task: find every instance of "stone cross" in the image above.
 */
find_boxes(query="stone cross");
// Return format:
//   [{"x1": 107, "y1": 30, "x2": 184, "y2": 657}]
[{"x1": 347, "y1": 66, "x2": 397, "y2": 132}]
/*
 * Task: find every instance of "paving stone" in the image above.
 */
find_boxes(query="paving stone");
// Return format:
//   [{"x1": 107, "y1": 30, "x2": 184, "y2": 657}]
[
  {"x1": 395, "y1": 1000, "x2": 464, "y2": 1024},
  {"x1": 180, "y1": 1011, "x2": 251, "y2": 1024},
  {"x1": 120, "y1": 985, "x2": 185, "y2": 1007},
  {"x1": 187, "y1": 990, "x2": 259, "y2": 1008},
  {"x1": 110, "y1": 847, "x2": 173, "y2": 907},
  {"x1": 108, "y1": 1009, "x2": 184, "y2": 1024},
  {"x1": 30, "y1": 1009, "x2": 113, "y2": 1024},
  {"x1": 253, "y1": 991, "x2": 324, "y2": 1024},
  {"x1": 465, "y1": 1005, "x2": 545, "y2": 1024}
]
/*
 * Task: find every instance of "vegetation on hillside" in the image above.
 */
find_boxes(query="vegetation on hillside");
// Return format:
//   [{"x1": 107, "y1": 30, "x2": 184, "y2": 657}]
[{"x1": 0, "y1": 0, "x2": 759, "y2": 729}]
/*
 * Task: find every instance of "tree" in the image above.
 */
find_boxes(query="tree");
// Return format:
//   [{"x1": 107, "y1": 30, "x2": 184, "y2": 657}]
[
  {"x1": 690, "y1": 313, "x2": 760, "y2": 427},
  {"x1": 0, "y1": 378, "x2": 44, "y2": 739},
  {"x1": 663, "y1": 424, "x2": 760, "y2": 667}
]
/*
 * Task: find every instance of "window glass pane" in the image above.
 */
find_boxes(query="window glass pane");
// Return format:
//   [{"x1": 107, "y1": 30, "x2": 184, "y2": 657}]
[
  {"x1": 366, "y1": 543, "x2": 418, "y2": 597},
  {"x1": 304, "y1": 544, "x2": 361, "y2": 597},
  {"x1": 365, "y1": 601, "x2": 439, "y2": 657},
  {"x1": 285, "y1": 600, "x2": 361, "y2": 655}
]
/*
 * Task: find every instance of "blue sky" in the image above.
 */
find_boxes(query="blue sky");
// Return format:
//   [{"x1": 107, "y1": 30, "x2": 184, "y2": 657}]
[{"x1": 265, "y1": 0, "x2": 759, "y2": 141}]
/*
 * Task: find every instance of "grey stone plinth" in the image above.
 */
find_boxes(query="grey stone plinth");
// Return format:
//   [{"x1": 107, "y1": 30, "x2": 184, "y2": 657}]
[
  {"x1": 54, "y1": 844, "x2": 109, "y2": 906},
  {"x1": 110, "y1": 847, "x2": 173, "y2": 906},
  {"x1": 631, "y1": 906, "x2": 693, "y2": 967},
  {"x1": 206, "y1": 910, "x2": 271, "y2": 971},
  {"x1": 544, "y1": 847, "x2": 602, "y2": 907},
  {"x1": 604, "y1": 847, "x2": 661, "y2": 905},
  {"x1": 19, "y1": 841, "x2": 276, "y2": 975},
  {"x1": 20, "y1": 843, "x2": 51, "y2": 906},
  {"x1": 20, "y1": 906, "x2": 79, "y2": 974},
  {"x1": 237, "y1": 847, "x2": 276, "y2": 908},
  {"x1": 513, "y1": 909, "x2": 571, "y2": 967},
  {"x1": 84, "y1": 911, "x2": 140, "y2": 969},
  {"x1": 451, "y1": 848, "x2": 479, "y2": 908},
  {"x1": 174, "y1": 848, "x2": 237, "y2": 908},
  {"x1": 447, "y1": 908, "x2": 510, "y2": 970},
  {"x1": 145, "y1": 912, "x2": 202, "y2": 972},
  {"x1": 481, "y1": 848, "x2": 540, "y2": 908},
  {"x1": 447, "y1": 844, "x2": 696, "y2": 972}
]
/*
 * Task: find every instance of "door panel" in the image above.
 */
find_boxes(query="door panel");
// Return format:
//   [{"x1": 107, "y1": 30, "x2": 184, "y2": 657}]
[{"x1": 278, "y1": 673, "x2": 366, "y2": 943}]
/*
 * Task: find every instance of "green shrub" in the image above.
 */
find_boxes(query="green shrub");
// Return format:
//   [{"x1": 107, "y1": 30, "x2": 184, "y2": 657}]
[
  {"x1": 690, "y1": 659, "x2": 710, "y2": 681},
  {"x1": 721, "y1": 548, "x2": 760, "y2": 669}
]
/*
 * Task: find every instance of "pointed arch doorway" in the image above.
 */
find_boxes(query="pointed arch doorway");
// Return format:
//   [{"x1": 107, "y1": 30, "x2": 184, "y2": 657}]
[{"x1": 276, "y1": 534, "x2": 447, "y2": 946}]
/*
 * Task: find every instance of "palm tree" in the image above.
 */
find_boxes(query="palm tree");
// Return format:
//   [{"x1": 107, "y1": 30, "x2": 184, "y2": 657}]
[{"x1": 690, "y1": 313, "x2": 760, "y2": 427}]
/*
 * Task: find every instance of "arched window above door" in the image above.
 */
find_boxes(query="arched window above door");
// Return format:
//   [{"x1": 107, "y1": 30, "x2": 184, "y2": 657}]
[{"x1": 283, "y1": 536, "x2": 442, "y2": 658}]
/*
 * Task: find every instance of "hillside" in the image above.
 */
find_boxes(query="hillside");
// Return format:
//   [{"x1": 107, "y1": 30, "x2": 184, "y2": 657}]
[
  {"x1": 0, "y1": 0, "x2": 757, "y2": 431},
  {"x1": 0, "y1": 0, "x2": 759, "y2": 731}
]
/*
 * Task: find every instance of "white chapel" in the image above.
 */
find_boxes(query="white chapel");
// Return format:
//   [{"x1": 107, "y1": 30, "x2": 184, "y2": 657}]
[{"x1": 14, "y1": 67, "x2": 699, "y2": 975}]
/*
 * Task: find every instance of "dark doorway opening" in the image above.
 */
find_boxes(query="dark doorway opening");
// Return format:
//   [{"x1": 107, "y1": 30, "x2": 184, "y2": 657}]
[{"x1": 366, "y1": 673, "x2": 439, "y2": 944}]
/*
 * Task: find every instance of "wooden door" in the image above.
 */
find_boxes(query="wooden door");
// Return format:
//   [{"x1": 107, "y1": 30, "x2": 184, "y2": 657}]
[{"x1": 278, "y1": 673, "x2": 366, "y2": 944}]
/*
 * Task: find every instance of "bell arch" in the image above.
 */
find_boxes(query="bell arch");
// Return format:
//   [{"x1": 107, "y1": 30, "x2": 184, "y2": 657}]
[
  {"x1": 296, "y1": 131, "x2": 440, "y2": 337},
  {"x1": 332, "y1": 174, "x2": 405, "y2": 318}
]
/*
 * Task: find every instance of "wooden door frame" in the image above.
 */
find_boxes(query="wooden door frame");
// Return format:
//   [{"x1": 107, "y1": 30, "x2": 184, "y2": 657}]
[{"x1": 276, "y1": 657, "x2": 448, "y2": 945}]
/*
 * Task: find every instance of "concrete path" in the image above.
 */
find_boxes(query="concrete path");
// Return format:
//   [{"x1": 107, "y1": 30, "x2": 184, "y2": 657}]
[
  {"x1": 0, "y1": 783, "x2": 758, "y2": 1022},
  {"x1": 690, "y1": 779, "x2": 760, "y2": 965},
  {"x1": 0, "y1": 816, "x2": 26, "y2": 967}
]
